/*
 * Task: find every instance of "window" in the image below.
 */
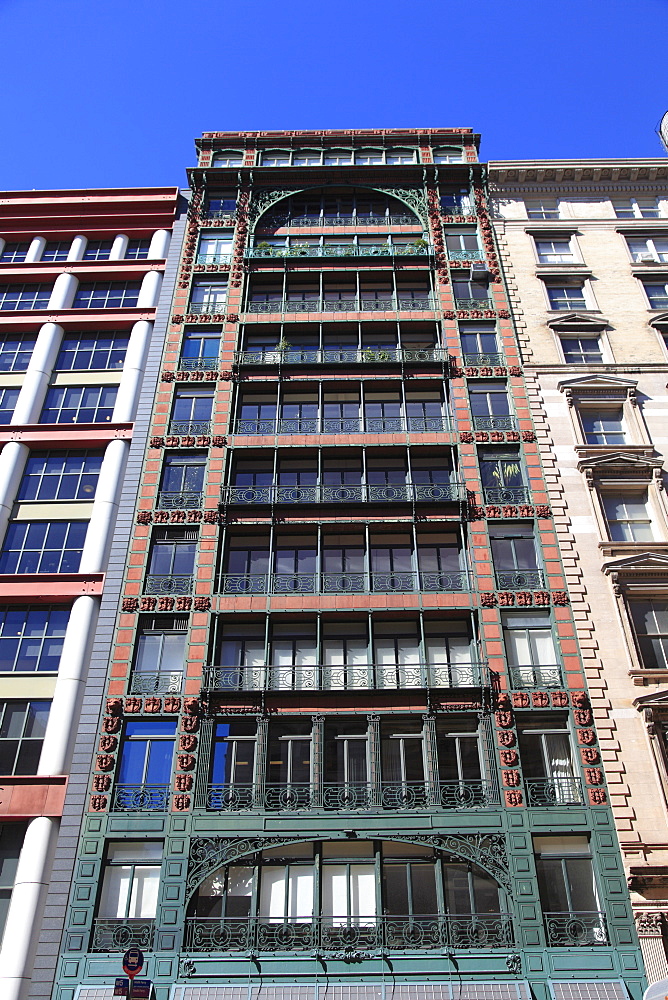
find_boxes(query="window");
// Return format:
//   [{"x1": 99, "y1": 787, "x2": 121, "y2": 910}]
[
  {"x1": 116, "y1": 720, "x2": 176, "y2": 809},
  {"x1": 261, "y1": 150, "x2": 291, "y2": 167},
  {"x1": 469, "y1": 384, "x2": 513, "y2": 429},
  {"x1": 433, "y1": 147, "x2": 464, "y2": 163},
  {"x1": 629, "y1": 600, "x2": 668, "y2": 669},
  {"x1": 526, "y1": 199, "x2": 560, "y2": 220},
  {"x1": 603, "y1": 492, "x2": 654, "y2": 542},
  {"x1": 97, "y1": 841, "x2": 162, "y2": 924},
  {"x1": 145, "y1": 529, "x2": 197, "y2": 589},
  {"x1": 519, "y1": 719, "x2": 579, "y2": 804},
  {"x1": 0, "y1": 521, "x2": 87, "y2": 574},
  {"x1": 209, "y1": 720, "x2": 257, "y2": 807},
  {"x1": 54, "y1": 333, "x2": 128, "y2": 371},
  {"x1": 440, "y1": 189, "x2": 472, "y2": 215},
  {"x1": 546, "y1": 283, "x2": 588, "y2": 310},
  {"x1": 40, "y1": 385, "x2": 117, "y2": 423},
  {"x1": 613, "y1": 197, "x2": 661, "y2": 219},
  {"x1": 534, "y1": 837, "x2": 604, "y2": 944},
  {"x1": 180, "y1": 330, "x2": 221, "y2": 369},
  {"x1": 0, "y1": 823, "x2": 29, "y2": 944},
  {"x1": 207, "y1": 194, "x2": 237, "y2": 214},
  {"x1": 643, "y1": 281, "x2": 668, "y2": 310},
  {"x1": 212, "y1": 152, "x2": 244, "y2": 167},
  {"x1": 0, "y1": 334, "x2": 36, "y2": 372},
  {"x1": 133, "y1": 618, "x2": 188, "y2": 694},
  {"x1": 354, "y1": 150, "x2": 384, "y2": 165},
  {"x1": 626, "y1": 236, "x2": 668, "y2": 263},
  {"x1": 73, "y1": 282, "x2": 141, "y2": 309},
  {"x1": 158, "y1": 452, "x2": 207, "y2": 506},
  {"x1": 82, "y1": 240, "x2": 113, "y2": 261},
  {"x1": 323, "y1": 150, "x2": 353, "y2": 166},
  {"x1": 560, "y1": 335, "x2": 603, "y2": 363},
  {"x1": 0, "y1": 243, "x2": 30, "y2": 263},
  {"x1": 535, "y1": 239, "x2": 575, "y2": 263},
  {"x1": 581, "y1": 408, "x2": 626, "y2": 445},
  {"x1": 0, "y1": 606, "x2": 69, "y2": 673},
  {"x1": 479, "y1": 447, "x2": 527, "y2": 502},
  {"x1": 41, "y1": 241, "x2": 70, "y2": 262},
  {"x1": 0, "y1": 700, "x2": 50, "y2": 774},
  {"x1": 452, "y1": 278, "x2": 490, "y2": 305},
  {"x1": 385, "y1": 149, "x2": 416, "y2": 164},
  {"x1": 503, "y1": 613, "x2": 560, "y2": 687},
  {"x1": 170, "y1": 388, "x2": 213, "y2": 434},
  {"x1": 489, "y1": 524, "x2": 542, "y2": 588},
  {"x1": 125, "y1": 239, "x2": 151, "y2": 260},
  {"x1": 0, "y1": 284, "x2": 51, "y2": 311},
  {"x1": 198, "y1": 237, "x2": 233, "y2": 263},
  {"x1": 292, "y1": 151, "x2": 323, "y2": 166},
  {"x1": 18, "y1": 451, "x2": 102, "y2": 501},
  {"x1": 446, "y1": 234, "x2": 481, "y2": 257},
  {"x1": 190, "y1": 281, "x2": 228, "y2": 312},
  {"x1": 0, "y1": 388, "x2": 20, "y2": 424}
]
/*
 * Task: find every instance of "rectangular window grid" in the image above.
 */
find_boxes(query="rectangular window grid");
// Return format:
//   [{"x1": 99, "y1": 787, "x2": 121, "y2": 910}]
[
  {"x1": 0, "y1": 606, "x2": 69, "y2": 672},
  {"x1": 560, "y1": 337, "x2": 603, "y2": 363},
  {"x1": 0, "y1": 521, "x2": 88, "y2": 574},
  {"x1": 41, "y1": 241, "x2": 70, "y2": 262},
  {"x1": 40, "y1": 385, "x2": 118, "y2": 424},
  {"x1": 0, "y1": 335, "x2": 36, "y2": 372},
  {"x1": 0, "y1": 822, "x2": 28, "y2": 943},
  {"x1": 54, "y1": 334, "x2": 129, "y2": 371},
  {"x1": 0, "y1": 388, "x2": 20, "y2": 424},
  {"x1": 0, "y1": 700, "x2": 50, "y2": 774},
  {"x1": 73, "y1": 282, "x2": 141, "y2": 309},
  {"x1": 0, "y1": 243, "x2": 30, "y2": 263},
  {"x1": 18, "y1": 452, "x2": 103, "y2": 501},
  {"x1": 82, "y1": 240, "x2": 113, "y2": 261},
  {"x1": 125, "y1": 239, "x2": 151, "y2": 260},
  {"x1": 0, "y1": 284, "x2": 51, "y2": 311}
]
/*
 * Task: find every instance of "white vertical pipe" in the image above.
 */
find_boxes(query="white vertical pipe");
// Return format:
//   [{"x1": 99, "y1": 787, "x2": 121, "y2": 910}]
[
  {"x1": 110, "y1": 234, "x2": 129, "y2": 260},
  {"x1": 25, "y1": 237, "x2": 46, "y2": 263},
  {"x1": 137, "y1": 270, "x2": 163, "y2": 308},
  {"x1": 78, "y1": 439, "x2": 129, "y2": 574},
  {"x1": 11, "y1": 323, "x2": 64, "y2": 426},
  {"x1": 0, "y1": 442, "x2": 29, "y2": 546},
  {"x1": 112, "y1": 320, "x2": 152, "y2": 423},
  {"x1": 48, "y1": 272, "x2": 78, "y2": 310},
  {"x1": 147, "y1": 228, "x2": 170, "y2": 260},
  {"x1": 67, "y1": 235, "x2": 87, "y2": 261}
]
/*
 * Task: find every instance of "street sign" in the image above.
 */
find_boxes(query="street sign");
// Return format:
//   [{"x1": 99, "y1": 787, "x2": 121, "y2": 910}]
[
  {"x1": 122, "y1": 947, "x2": 144, "y2": 979},
  {"x1": 129, "y1": 980, "x2": 152, "y2": 999},
  {"x1": 114, "y1": 981, "x2": 129, "y2": 998}
]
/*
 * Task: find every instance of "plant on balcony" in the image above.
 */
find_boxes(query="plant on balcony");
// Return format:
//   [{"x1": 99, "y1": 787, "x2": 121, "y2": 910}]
[{"x1": 363, "y1": 348, "x2": 391, "y2": 362}]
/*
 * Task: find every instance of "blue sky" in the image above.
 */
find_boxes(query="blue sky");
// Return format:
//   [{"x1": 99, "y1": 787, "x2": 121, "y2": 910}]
[{"x1": 1, "y1": 0, "x2": 667, "y2": 191}]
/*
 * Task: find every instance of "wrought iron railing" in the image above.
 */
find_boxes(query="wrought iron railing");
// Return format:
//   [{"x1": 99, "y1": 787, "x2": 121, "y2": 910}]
[
  {"x1": 157, "y1": 491, "x2": 204, "y2": 509},
  {"x1": 245, "y1": 297, "x2": 437, "y2": 314},
  {"x1": 525, "y1": 777, "x2": 583, "y2": 807},
  {"x1": 222, "y1": 482, "x2": 466, "y2": 506},
  {"x1": 472, "y1": 415, "x2": 517, "y2": 431},
  {"x1": 196, "y1": 253, "x2": 232, "y2": 265},
  {"x1": 454, "y1": 298, "x2": 494, "y2": 310},
  {"x1": 186, "y1": 301, "x2": 228, "y2": 315},
  {"x1": 179, "y1": 357, "x2": 219, "y2": 371},
  {"x1": 203, "y1": 780, "x2": 499, "y2": 813},
  {"x1": 184, "y1": 913, "x2": 514, "y2": 953},
  {"x1": 259, "y1": 214, "x2": 418, "y2": 228},
  {"x1": 200, "y1": 210, "x2": 237, "y2": 224},
  {"x1": 235, "y1": 347, "x2": 448, "y2": 365},
  {"x1": 543, "y1": 912, "x2": 608, "y2": 947},
  {"x1": 483, "y1": 487, "x2": 531, "y2": 504},
  {"x1": 220, "y1": 570, "x2": 468, "y2": 596},
  {"x1": 508, "y1": 665, "x2": 563, "y2": 689},
  {"x1": 91, "y1": 918, "x2": 155, "y2": 952},
  {"x1": 448, "y1": 250, "x2": 485, "y2": 261},
  {"x1": 234, "y1": 416, "x2": 452, "y2": 435},
  {"x1": 144, "y1": 575, "x2": 194, "y2": 595},
  {"x1": 462, "y1": 353, "x2": 505, "y2": 366},
  {"x1": 112, "y1": 783, "x2": 170, "y2": 811},
  {"x1": 201, "y1": 660, "x2": 486, "y2": 693},
  {"x1": 168, "y1": 421, "x2": 212, "y2": 435},
  {"x1": 129, "y1": 671, "x2": 183, "y2": 695},
  {"x1": 494, "y1": 569, "x2": 544, "y2": 590},
  {"x1": 441, "y1": 206, "x2": 476, "y2": 217},
  {"x1": 247, "y1": 243, "x2": 432, "y2": 259}
]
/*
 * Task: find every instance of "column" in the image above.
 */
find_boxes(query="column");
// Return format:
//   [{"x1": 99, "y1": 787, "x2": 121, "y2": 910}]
[
  {"x1": 0, "y1": 442, "x2": 30, "y2": 546},
  {"x1": 137, "y1": 270, "x2": 163, "y2": 309},
  {"x1": 111, "y1": 320, "x2": 152, "y2": 423},
  {"x1": 147, "y1": 229, "x2": 171, "y2": 260},
  {"x1": 78, "y1": 439, "x2": 129, "y2": 574},
  {"x1": 110, "y1": 234, "x2": 129, "y2": 260},
  {"x1": 636, "y1": 910, "x2": 668, "y2": 983},
  {"x1": 25, "y1": 237, "x2": 46, "y2": 263},
  {"x1": 48, "y1": 273, "x2": 78, "y2": 310},
  {"x1": 311, "y1": 715, "x2": 324, "y2": 808},
  {"x1": 368, "y1": 714, "x2": 381, "y2": 807},
  {"x1": 423, "y1": 714, "x2": 440, "y2": 806},
  {"x1": 67, "y1": 235, "x2": 87, "y2": 261},
  {"x1": 253, "y1": 717, "x2": 268, "y2": 808},
  {"x1": 11, "y1": 322, "x2": 64, "y2": 425}
]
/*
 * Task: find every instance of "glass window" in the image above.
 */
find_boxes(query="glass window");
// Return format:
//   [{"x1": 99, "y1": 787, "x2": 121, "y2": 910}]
[
  {"x1": 433, "y1": 148, "x2": 464, "y2": 163},
  {"x1": 0, "y1": 243, "x2": 30, "y2": 263},
  {"x1": 535, "y1": 239, "x2": 575, "y2": 263},
  {"x1": 440, "y1": 189, "x2": 472, "y2": 214},
  {"x1": 207, "y1": 194, "x2": 237, "y2": 213},
  {"x1": 0, "y1": 284, "x2": 51, "y2": 311},
  {"x1": 170, "y1": 389, "x2": 213, "y2": 433},
  {"x1": 479, "y1": 447, "x2": 526, "y2": 499},
  {"x1": 73, "y1": 283, "x2": 141, "y2": 309},
  {"x1": 453, "y1": 278, "x2": 490, "y2": 303},
  {"x1": 198, "y1": 237, "x2": 233, "y2": 263},
  {"x1": 560, "y1": 336, "x2": 603, "y2": 363},
  {"x1": 292, "y1": 151, "x2": 322, "y2": 166},
  {"x1": 159, "y1": 452, "x2": 206, "y2": 502},
  {"x1": 526, "y1": 199, "x2": 560, "y2": 220},
  {"x1": 147, "y1": 530, "x2": 197, "y2": 578},
  {"x1": 0, "y1": 521, "x2": 88, "y2": 574},
  {"x1": 210, "y1": 720, "x2": 257, "y2": 801},
  {"x1": 385, "y1": 149, "x2": 416, "y2": 164},
  {"x1": 503, "y1": 613, "x2": 560, "y2": 687},
  {"x1": 180, "y1": 330, "x2": 220, "y2": 368},
  {"x1": 546, "y1": 284, "x2": 587, "y2": 310},
  {"x1": 323, "y1": 150, "x2": 353, "y2": 166},
  {"x1": 125, "y1": 239, "x2": 151, "y2": 260},
  {"x1": 603, "y1": 492, "x2": 654, "y2": 542},
  {"x1": 355, "y1": 150, "x2": 383, "y2": 165},
  {"x1": 98, "y1": 841, "x2": 163, "y2": 919},
  {"x1": 489, "y1": 524, "x2": 540, "y2": 586},
  {"x1": 40, "y1": 385, "x2": 117, "y2": 423},
  {"x1": 614, "y1": 198, "x2": 661, "y2": 219},
  {"x1": 261, "y1": 151, "x2": 291, "y2": 167},
  {"x1": 0, "y1": 606, "x2": 69, "y2": 673},
  {"x1": 41, "y1": 241, "x2": 70, "y2": 262},
  {"x1": 0, "y1": 823, "x2": 28, "y2": 942},
  {"x1": 0, "y1": 334, "x2": 36, "y2": 372},
  {"x1": 0, "y1": 700, "x2": 50, "y2": 774},
  {"x1": 135, "y1": 628, "x2": 187, "y2": 677},
  {"x1": 190, "y1": 282, "x2": 228, "y2": 309},
  {"x1": 534, "y1": 838, "x2": 598, "y2": 915},
  {"x1": 212, "y1": 152, "x2": 244, "y2": 167},
  {"x1": 629, "y1": 600, "x2": 668, "y2": 669},
  {"x1": 626, "y1": 237, "x2": 668, "y2": 263},
  {"x1": 644, "y1": 282, "x2": 668, "y2": 309},
  {"x1": 0, "y1": 388, "x2": 20, "y2": 424},
  {"x1": 54, "y1": 334, "x2": 128, "y2": 371},
  {"x1": 18, "y1": 451, "x2": 102, "y2": 501},
  {"x1": 116, "y1": 720, "x2": 176, "y2": 808},
  {"x1": 82, "y1": 240, "x2": 113, "y2": 261},
  {"x1": 581, "y1": 408, "x2": 626, "y2": 445}
]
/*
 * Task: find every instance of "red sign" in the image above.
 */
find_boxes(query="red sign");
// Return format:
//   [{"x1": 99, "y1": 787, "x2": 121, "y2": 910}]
[
  {"x1": 129, "y1": 980, "x2": 152, "y2": 999},
  {"x1": 114, "y1": 981, "x2": 129, "y2": 997},
  {"x1": 122, "y1": 947, "x2": 144, "y2": 978}
]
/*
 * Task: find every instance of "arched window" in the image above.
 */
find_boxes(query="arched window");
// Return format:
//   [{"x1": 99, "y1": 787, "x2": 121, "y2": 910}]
[
  {"x1": 212, "y1": 151, "x2": 244, "y2": 168},
  {"x1": 355, "y1": 149, "x2": 384, "y2": 165},
  {"x1": 386, "y1": 148, "x2": 417, "y2": 165},
  {"x1": 292, "y1": 150, "x2": 323, "y2": 166},
  {"x1": 323, "y1": 149, "x2": 353, "y2": 166},
  {"x1": 433, "y1": 148, "x2": 465, "y2": 164},
  {"x1": 261, "y1": 150, "x2": 291, "y2": 167}
]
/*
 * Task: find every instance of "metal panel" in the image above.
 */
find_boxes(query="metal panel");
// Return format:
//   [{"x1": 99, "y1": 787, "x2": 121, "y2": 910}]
[
  {"x1": 549, "y1": 981, "x2": 630, "y2": 1000},
  {"x1": 171, "y1": 983, "x2": 532, "y2": 1000}
]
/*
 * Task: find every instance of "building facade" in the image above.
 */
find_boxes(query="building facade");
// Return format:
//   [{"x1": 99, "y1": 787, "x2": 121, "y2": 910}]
[
  {"x1": 489, "y1": 158, "x2": 668, "y2": 980},
  {"x1": 42, "y1": 133, "x2": 644, "y2": 1000},
  {"x1": 0, "y1": 187, "x2": 184, "y2": 999}
]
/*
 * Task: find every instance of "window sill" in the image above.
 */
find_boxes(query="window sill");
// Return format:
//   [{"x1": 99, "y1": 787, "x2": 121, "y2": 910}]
[
  {"x1": 629, "y1": 668, "x2": 668, "y2": 686},
  {"x1": 599, "y1": 541, "x2": 668, "y2": 558},
  {"x1": 574, "y1": 445, "x2": 655, "y2": 458}
]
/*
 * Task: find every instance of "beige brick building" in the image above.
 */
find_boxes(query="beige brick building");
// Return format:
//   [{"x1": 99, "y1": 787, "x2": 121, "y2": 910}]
[{"x1": 489, "y1": 158, "x2": 668, "y2": 980}]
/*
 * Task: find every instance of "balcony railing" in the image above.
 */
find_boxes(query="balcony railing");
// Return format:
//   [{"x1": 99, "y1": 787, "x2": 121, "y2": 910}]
[
  {"x1": 168, "y1": 420, "x2": 212, "y2": 436},
  {"x1": 202, "y1": 780, "x2": 499, "y2": 813},
  {"x1": 247, "y1": 243, "x2": 432, "y2": 259},
  {"x1": 202, "y1": 660, "x2": 486, "y2": 693},
  {"x1": 220, "y1": 570, "x2": 468, "y2": 596},
  {"x1": 200, "y1": 210, "x2": 237, "y2": 224},
  {"x1": 246, "y1": 297, "x2": 437, "y2": 314},
  {"x1": 260, "y1": 214, "x2": 418, "y2": 228},
  {"x1": 129, "y1": 671, "x2": 183, "y2": 695},
  {"x1": 157, "y1": 491, "x2": 204, "y2": 509},
  {"x1": 472, "y1": 415, "x2": 517, "y2": 431},
  {"x1": 462, "y1": 353, "x2": 505, "y2": 366},
  {"x1": 525, "y1": 777, "x2": 583, "y2": 807},
  {"x1": 179, "y1": 357, "x2": 219, "y2": 371},
  {"x1": 184, "y1": 913, "x2": 514, "y2": 953},
  {"x1": 543, "y1": 912, "x2": 608, "y2": 947},
  {"x1": 494, "y1": 569, "x2": 544, "y2": 590},
  {"x1": 448, "y1": 250, "x2": 485, "y2": 261},
  {"x1": 112, "y1": 783, "x2": 170, "y2": 811},
  {"x1": 196, "y1": 253, "x2": 232, "y2": 265},
  {"x1": 454, "y1": 298, "x2": 494, "y2": 310},
  {"x1": 186, "y1": 301, "x2": 228, "y2": 315},
  {"x1": 508, "y1": 665, "x2": 563, "y2": 689},
  {"x1": 91, "y1": 918, "x2": 155, "y2": 952},
  {"x1": 483, "y1": 487, "x2": 531, "y2": 504},
  {"x1": 234, "y1": 416, "x2": 452, "y2": 435},
  {"x1": 235, "y1": 347, "x2": 448, "y2": 365},
  {"x1": 144, "y1": 574, "x2": 194, "y2": 595},
  {"x1": 441, "y1": 206, "x2": 476, "y2": 217},
  {"x1": 222, "y1": 482, "x2": 466, "y2": 506}
]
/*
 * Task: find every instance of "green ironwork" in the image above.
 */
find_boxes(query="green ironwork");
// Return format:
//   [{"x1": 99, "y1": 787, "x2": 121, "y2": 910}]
[{"x1": 201, "y1": 661, "x2": 486, "y2": 692}]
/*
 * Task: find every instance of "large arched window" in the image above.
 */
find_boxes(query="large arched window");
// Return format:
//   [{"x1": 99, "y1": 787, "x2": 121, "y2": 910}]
[{"x1": 255, "y1": 187, "x2": 421, "y2": 230}]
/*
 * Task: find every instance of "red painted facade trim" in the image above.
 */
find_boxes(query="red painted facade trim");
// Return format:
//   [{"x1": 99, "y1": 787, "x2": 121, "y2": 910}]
[
  {"x1": 0, "y1": 775, "x2": 68, "y2": 819},
  {"x1": 0, "y1": 424, "x2": 132, "y2": 446},
  {"x1": 0, "y1": 573, "x2": 104, "y2": 600}
]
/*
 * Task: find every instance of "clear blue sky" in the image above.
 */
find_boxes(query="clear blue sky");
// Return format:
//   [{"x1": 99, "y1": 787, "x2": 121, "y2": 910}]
[{"x1": 2, "y1": 0, "x2": 667, "y2": 191}]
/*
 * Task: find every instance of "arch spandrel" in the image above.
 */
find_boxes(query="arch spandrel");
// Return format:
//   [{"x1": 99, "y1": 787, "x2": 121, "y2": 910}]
[{"x1": 247, "y1": 185, "x2": 427, "y2": 229}]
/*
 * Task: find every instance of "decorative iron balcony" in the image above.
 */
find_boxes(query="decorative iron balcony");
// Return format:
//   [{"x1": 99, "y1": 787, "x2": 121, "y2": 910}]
[
  {"x1": 235, "y1": 347, "x2": 448, "y2": 365},
  {"x1": 184, "y1": 913, "x2": 514, "y2": 953},
  {"x1": 462, "y1": 353, "x2": 505, "y2": 366},
  {"x1": 144, "y1": 575, "x2": 194, "y2": 595},
  {"x1": 202, "y1": 660, "x2": 485, "y2": 693},
  {"x1": 483, "y1": 487, "x2": 531, "y2": 504},
  {"x1": 508, "y1": 664, "x2": 563, "y2": 689},
  {"x1": 441, "y1": 205, "x2": 476, "y2": 217},
  {"x1": 222, "y1": 482, "x2": 466, "y2": 506},
  {"x1": 246, "y1": 243, "x2": 432, "y2": 259},
  {"x1": 448, "y1": 250, "x2": 485, "y2": 261},
  {"x1": 91, "y1": 918, "x2": 155, "y2": 952},
  {"x1": 543, "y1": 912, "x2": 608, "y2": 947},
  {"x1": 112, "y1": 783, "x2": 170, "y2": 812},
  {"x1": 233, "y1": 416, "x2": 452, "y2": 435},
  {"x1": 168, "y1": 421, "x2": 212, "y2": 436},
  {"x1": 246, "y1": 297, "x2": 437, "y2": 314},
  {"x1": 186, "y1": 301, "x2": 228, "y2": 315},
  {"x1": 472, "y1": 415, "x2": 517, "y2": 431},
  {"x1": 202, "y1": 780, "x2": 499, "y2": 813},
  {"x1": 220, "y1": 570, "x2": 468, "y2": 596},
  {"x1": 196, "y1": 253, "x2": 232, "y2": 265},
  {"x1": 260, "y1": 214, "x2": 418, "y2": 228},
  {"x1": 157, "y1": 491, "x2": 204, "y2": 509},
  {"x1": 129, "y1": 671, "x2": 183, "y2": 695},
  {"x1": 454, "y1": 298, "x2": 494, "y2": 310},
  {"x1": 199, "y1": 210, "x2": 237, "y2": 224},
  {"x1": 494, "y1": 569, "x2": 544, "y2": 590},
  {"x1": 525, "y1": 777, "x2": 583, "y2": 807},
  {"x1": 179, "y1": 357, "x2": 219, "y2": 371}
]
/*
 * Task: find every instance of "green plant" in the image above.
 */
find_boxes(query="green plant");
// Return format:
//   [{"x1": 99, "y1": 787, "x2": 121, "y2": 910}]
[{"x1": 277, "y1": 338, "x2": 292, "y2": 351}]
